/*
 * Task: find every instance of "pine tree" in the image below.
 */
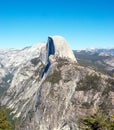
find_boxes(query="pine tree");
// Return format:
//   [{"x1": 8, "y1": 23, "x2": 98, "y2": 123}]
[
  {"x1": 0, "y1": 109, "x2": 12, "y2": 130},
  {"x1": 79, "y1": 108, "x2": 114, "y2": 130}
]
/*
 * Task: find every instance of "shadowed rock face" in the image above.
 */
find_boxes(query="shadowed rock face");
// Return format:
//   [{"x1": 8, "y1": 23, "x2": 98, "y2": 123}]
[
  {"x1": 45, "y1": 35, "x2": 77, "y2": 64},
  {"x1": 46, "y1": 37, "x2": 55, "y2": 58},
  {"x1": 42, "y1": 36, "x2": 77, "y2": 77},
  {"x1": 41, "y1": 37, "x2": 55, "y2": 77}
]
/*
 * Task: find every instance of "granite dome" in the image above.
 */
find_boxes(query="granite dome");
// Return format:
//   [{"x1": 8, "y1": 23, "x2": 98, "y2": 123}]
[{"x1": 47, "y1": 36, "x2": 77, "y2": 62}]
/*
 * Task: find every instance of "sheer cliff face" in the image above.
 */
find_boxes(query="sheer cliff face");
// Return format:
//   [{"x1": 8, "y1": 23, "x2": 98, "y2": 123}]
[
  {"x1": 41, "y1": 36, "x2": 77, "y2": 77},
  {"x1": 45, "y1": 36, "x2": 77, "y2": 63},
  {"x1": 0, "y1": 36, "x2": 114, "y2": 130},
  {"x1": 40, "y1": 36, "x2": 77, "y2": 66}
]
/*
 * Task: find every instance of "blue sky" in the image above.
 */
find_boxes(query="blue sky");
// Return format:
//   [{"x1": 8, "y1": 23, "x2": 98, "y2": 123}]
[{"x1": 0, "y1": 0, "x2": 114, "y2": 49}]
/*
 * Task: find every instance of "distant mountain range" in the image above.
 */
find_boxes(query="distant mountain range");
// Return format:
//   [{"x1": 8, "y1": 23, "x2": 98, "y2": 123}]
[
  {"x1": 75, "y1": 48, "x2": 114, "y2": 56},
  {"x1": 74, "y1": 48, "x2": 114, "y2": 76}
]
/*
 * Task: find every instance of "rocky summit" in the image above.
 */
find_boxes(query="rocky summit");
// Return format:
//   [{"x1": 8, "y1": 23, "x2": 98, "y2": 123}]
[
  {"x1": 0, "y1": 36, "x2": 114, "y2": 130},
  {"x1": 40, "y1": 36, "x2": 77, "y2": 65},
  {"x1": 41, "y1": 36, "x2": 77, "y2": 78},
  {"x1": 47, "y1": 36, "x2": 77, "y2": 62}
]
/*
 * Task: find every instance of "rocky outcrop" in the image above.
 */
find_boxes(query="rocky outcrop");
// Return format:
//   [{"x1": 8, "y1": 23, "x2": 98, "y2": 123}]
[
  {"x1": 0, "y1": 43, "x2": 45, "y2": 72},
  {"x1": 47, "y1": 36, "x2": 77, "y2": 62},
  {"x1": 41, "y1": 36, "x2": 77, "y2": 77}
]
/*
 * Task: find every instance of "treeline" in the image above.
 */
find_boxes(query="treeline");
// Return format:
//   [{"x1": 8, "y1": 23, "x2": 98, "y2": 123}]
[
  {"x1": 78, "y1": 108, "x2": 114, "y2": 130},
  {"x1": 0, "y1": 105, "x2": 114, "y2": 130},
  {"x1": 0, "y1": 108, "x2": 12, "y2": 130}
]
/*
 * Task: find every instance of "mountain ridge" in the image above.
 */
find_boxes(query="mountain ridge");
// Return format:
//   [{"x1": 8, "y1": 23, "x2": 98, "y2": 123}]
[{"x1": 0, "y1": 36, "x2": 114, "y2": 130}]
